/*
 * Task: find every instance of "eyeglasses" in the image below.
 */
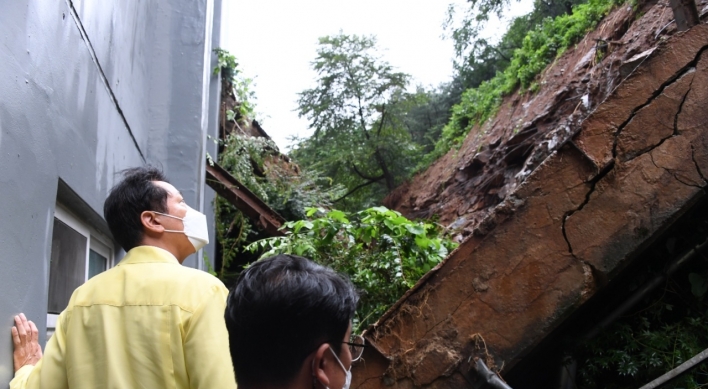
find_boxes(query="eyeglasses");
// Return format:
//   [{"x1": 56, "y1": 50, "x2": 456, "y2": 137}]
[{"x1": 343, "y1": 334, "x2": 366, "y2": 362}]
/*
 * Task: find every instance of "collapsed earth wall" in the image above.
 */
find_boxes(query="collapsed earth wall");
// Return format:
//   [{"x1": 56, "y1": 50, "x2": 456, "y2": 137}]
[{"x1": 356, "y1": 4, "x2": 708, "y2": 388}]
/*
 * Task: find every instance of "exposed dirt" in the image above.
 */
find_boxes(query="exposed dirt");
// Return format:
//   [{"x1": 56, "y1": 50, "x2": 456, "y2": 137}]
[
  {"x1": 385, "y1": 0, "x2": 708, "y2": 243},
  {"x1": 355, "y1": 2, "x2": 708, "y2": 389}
]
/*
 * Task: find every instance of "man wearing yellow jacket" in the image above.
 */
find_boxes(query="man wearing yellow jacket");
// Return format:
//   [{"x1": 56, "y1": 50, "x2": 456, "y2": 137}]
[{"x1": 10, "y1": 166, "x2": 237, "y2": 388}]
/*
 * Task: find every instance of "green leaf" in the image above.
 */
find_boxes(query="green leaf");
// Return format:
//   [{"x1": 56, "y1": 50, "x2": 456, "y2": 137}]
[
  {"x1": 327, "y1": 210, "x2": 349, "y2": 223},
  {"x1": 414, "y1": 235, "x2": 432, "y2": 249},
  {"x1": 689, "y1": 273, "x2": 708, "y2": 297},
  {"x1": 370, "y1": 206, "x2": 390, "y2": 214},
  {"x1": 404, "y1": 224, "x2": 425, "y2": 235}
]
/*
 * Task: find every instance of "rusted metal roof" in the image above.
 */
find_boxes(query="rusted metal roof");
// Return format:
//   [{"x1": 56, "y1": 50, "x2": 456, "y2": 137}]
[{"x1": 205, "y1": 160, "x2": 286, "y2": 237}]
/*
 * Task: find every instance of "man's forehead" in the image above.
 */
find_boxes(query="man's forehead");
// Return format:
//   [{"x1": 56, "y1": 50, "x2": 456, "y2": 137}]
[{"x1": 153, "y1": 181, "x2": 182, "y2": 198}]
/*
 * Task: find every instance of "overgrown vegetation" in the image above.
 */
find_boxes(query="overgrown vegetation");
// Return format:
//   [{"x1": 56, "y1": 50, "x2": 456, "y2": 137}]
[
  {"x1": 246, "y1": 206, "x2": 458, "y2": 331},
  {"x1": 213, "y1": 133, "x2": 345, "y2": 283},
  {"x1": 214, "y1": 48, "x2": 257, "y2": 122},
  {"x1": 426, "y1": 0, "x2": 622, "y2": 163},
  {"x1": 211, "y1": 49, "x2": 346, "y2": 283}
]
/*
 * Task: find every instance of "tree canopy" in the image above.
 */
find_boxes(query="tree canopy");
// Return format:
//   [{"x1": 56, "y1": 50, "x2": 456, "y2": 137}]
[{"x1": 293, "y1": 33, "x2": 417, "y2": 210}]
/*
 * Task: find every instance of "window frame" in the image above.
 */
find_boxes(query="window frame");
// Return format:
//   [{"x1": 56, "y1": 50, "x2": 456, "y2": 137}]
[{"x1": 47, "y1": 205, "x2": 115, "y2": 338}]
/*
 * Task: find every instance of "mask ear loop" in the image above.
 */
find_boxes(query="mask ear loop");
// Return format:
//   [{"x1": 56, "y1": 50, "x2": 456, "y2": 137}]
[{"x1": 152, "y1": 211, "x2": 185, "y2": 234}]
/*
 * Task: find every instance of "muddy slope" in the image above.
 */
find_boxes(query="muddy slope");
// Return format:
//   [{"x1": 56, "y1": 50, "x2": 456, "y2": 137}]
[
  {"x1": 355, "y1": 3, "x2": 708, "y2": 389},
  {"x1": 385, "y1": 0, "x2": 707, "y2": 241}
]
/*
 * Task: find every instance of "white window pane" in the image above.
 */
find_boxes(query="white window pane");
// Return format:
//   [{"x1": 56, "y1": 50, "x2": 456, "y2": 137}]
[
  {"x1": 88, "y1": 249, "x2": 107, "y2": 279},
  {"x1": 48, "y1": 218, "x2": 87, "y2": 314}
]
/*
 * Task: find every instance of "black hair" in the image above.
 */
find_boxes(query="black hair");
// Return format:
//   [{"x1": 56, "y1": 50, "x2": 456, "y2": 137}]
[
  {"x1": 103, "y1": 166, "x2": 169, "y2": 251},
  {"x1": 225, "y1": 254, "x2": 359, "y2": 387}
]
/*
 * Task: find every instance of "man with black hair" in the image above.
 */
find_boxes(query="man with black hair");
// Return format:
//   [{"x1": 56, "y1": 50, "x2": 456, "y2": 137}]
[
  {"x1": 11, "y1": 166, "x2": 236, "y2": 388},
  {"x1": 225, "y1": 254, "x2": 364, "y2": 389}
]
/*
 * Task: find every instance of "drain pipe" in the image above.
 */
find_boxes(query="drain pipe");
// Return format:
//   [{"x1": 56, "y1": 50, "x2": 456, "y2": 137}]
[
  {"x1": 558, "y1": 236, "x2": 708, "y2": 389},
  {"x1": 475, "y1": 359, "x2": 514, "y2": 389},
  {"x1": 638, "y1": 346, "x2": 708, "y2": 388}
]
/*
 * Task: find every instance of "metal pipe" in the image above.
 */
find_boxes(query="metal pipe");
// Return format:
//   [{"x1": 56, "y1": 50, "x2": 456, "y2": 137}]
[
  {"x1": 639, "y1": 347, "x2": 708, "y2": 389},
  {"x1": 475, "y1": 359, "x2": 514, "y2": 389}
]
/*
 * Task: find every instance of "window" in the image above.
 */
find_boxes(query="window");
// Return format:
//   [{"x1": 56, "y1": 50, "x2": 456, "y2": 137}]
[{"x1": 47, "y1": 205, "x2": 114, "y2": 339}]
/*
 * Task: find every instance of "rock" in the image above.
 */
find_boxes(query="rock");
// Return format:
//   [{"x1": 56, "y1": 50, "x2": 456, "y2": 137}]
[{"x1": 619, "y1": 47, "x2": 656, "y2": 78}]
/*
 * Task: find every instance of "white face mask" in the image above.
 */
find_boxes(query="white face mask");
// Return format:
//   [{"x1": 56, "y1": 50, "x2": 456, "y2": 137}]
[
  {"x1": 154, "y1": 207, "x2": 210, "y2": 252},
  {"x1": 328, "y1": 346, "x2": 352, "y2": 389}
]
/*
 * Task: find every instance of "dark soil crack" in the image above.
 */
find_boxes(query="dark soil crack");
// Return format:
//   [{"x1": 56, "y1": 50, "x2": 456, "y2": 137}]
[
  {"x1": 611, "y1": 45, "x2": 708, "y2": 158},
  {"x1": 673, "y1": 76, "x2": 694, "y2": 136},
  {"x1": 621, "y1": 75, "x2": 695, "y2": 163},
  {"x1": 649, "y1": 152, "x2": 703, "y2": 189},
  {"x1": 419, "y1": 289, "x2": 477, "y2": 340},
  {"x1": 561, "y1": 161, "x2": 615, "y2": 260},
  {"x1": 354, "y1": 375, "x2": 385, "y2": 389},
  {"x1": 564, "y1": 44, "x2": 708, "y2": 267},
  {"x1": 691, "y1": 144, "x2": 708, "y2": 185}
]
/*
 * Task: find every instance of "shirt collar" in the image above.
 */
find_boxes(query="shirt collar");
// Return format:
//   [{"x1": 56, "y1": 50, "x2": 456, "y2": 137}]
[{"x1": 118, "y1": 246, "x2": 180, "y2": 265}]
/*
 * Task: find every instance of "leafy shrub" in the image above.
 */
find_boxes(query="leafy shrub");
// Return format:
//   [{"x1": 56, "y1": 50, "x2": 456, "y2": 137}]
[{"x1": 247, "y1": 206, "x2": 458, "y2": 331}]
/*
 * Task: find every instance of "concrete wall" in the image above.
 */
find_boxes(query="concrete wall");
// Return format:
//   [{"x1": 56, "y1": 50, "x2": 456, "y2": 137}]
[
  {"x1": 0, "y1": 0, "x2": 220, "y2": 384},
  {"x1": 204, "y1": 0, "x2": 224, "y2": 271}
]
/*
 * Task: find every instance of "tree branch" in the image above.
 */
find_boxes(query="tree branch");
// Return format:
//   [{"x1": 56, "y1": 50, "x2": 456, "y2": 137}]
[
  {"x1": 376, "y1": 103, "x2": 387, "y2": 136},
  {"x1": 350, "y1": 162, "x2": 385, "y2": 181},
  {"x1": 333, "y1": 178, "x2": 384, "y2": 203},
  {"x1": 490, "y1": 46, "x2": 511, "y2": 62}
]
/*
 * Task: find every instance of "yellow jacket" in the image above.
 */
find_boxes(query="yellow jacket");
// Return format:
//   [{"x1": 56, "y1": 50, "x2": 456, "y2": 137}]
[{"x1": 11, "y1": 246, "x2": 237, "y2": 389}]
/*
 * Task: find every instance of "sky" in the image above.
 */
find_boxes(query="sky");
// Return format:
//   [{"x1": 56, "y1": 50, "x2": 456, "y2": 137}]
[{"x1": 220, "y1": 0, "x2": 534, "y2": 151}]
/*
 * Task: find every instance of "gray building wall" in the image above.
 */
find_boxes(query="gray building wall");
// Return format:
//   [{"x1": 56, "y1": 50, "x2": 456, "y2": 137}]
[
  {"x1": 0, "y1": 0, "x2": 221, "y2": 384},
  {"x1": 204, "y1": 0, "x2": 224, "y2": 270}
]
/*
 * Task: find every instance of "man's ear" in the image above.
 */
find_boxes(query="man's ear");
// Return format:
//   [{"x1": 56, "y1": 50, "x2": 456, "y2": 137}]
[
  {"x1": 140, "y1": 211, "x2": 164, "y2": 235},
  {"x1": 312, "y1": 343, "x2": 332, "y2": 388}
]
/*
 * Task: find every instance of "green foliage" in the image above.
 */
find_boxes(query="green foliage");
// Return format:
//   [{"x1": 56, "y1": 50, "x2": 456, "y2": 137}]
[
  {"x1": 213, "y1": 134, "x2": 346, "y2": 281},
  {"x1": 218, "y1": 134, "x2": 276, "y2": 201},
  {"x1": 504, "y1": 0, "x2": 615, "y2": 91},
  {"x1": 578, "y1": 304, "x2": 708, "y2": 388},
  {"x1": 446, "y1": 0, "x2": 588, "y2": 91},
  {"x1": 294, "y1": 33, "x2": 418, "y2": 210},
  {"x1": 577, "y1": 273, "x2": 708, "y2": 388},
  {"x1": 213, "y1": 197, "x2": 251, "y2": 281},
  {"x1": 218, "y1": 134, "x2": 346, "y2": 218},
  {"x1": 213, "y1": 48, "x2": 257, "y2": 120},
  {"x1": 246, "y1": 206, "x2": 458, "y2": 331},
  {"x1": 399, "y1": 82, "x2": 466, "y2": 157},
  {"x1": 213, "y1": 48, "x2": 238, "y2": 77},
  {"x1": 427, "y1": 0, "x2": 620, "y2": 163}
]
